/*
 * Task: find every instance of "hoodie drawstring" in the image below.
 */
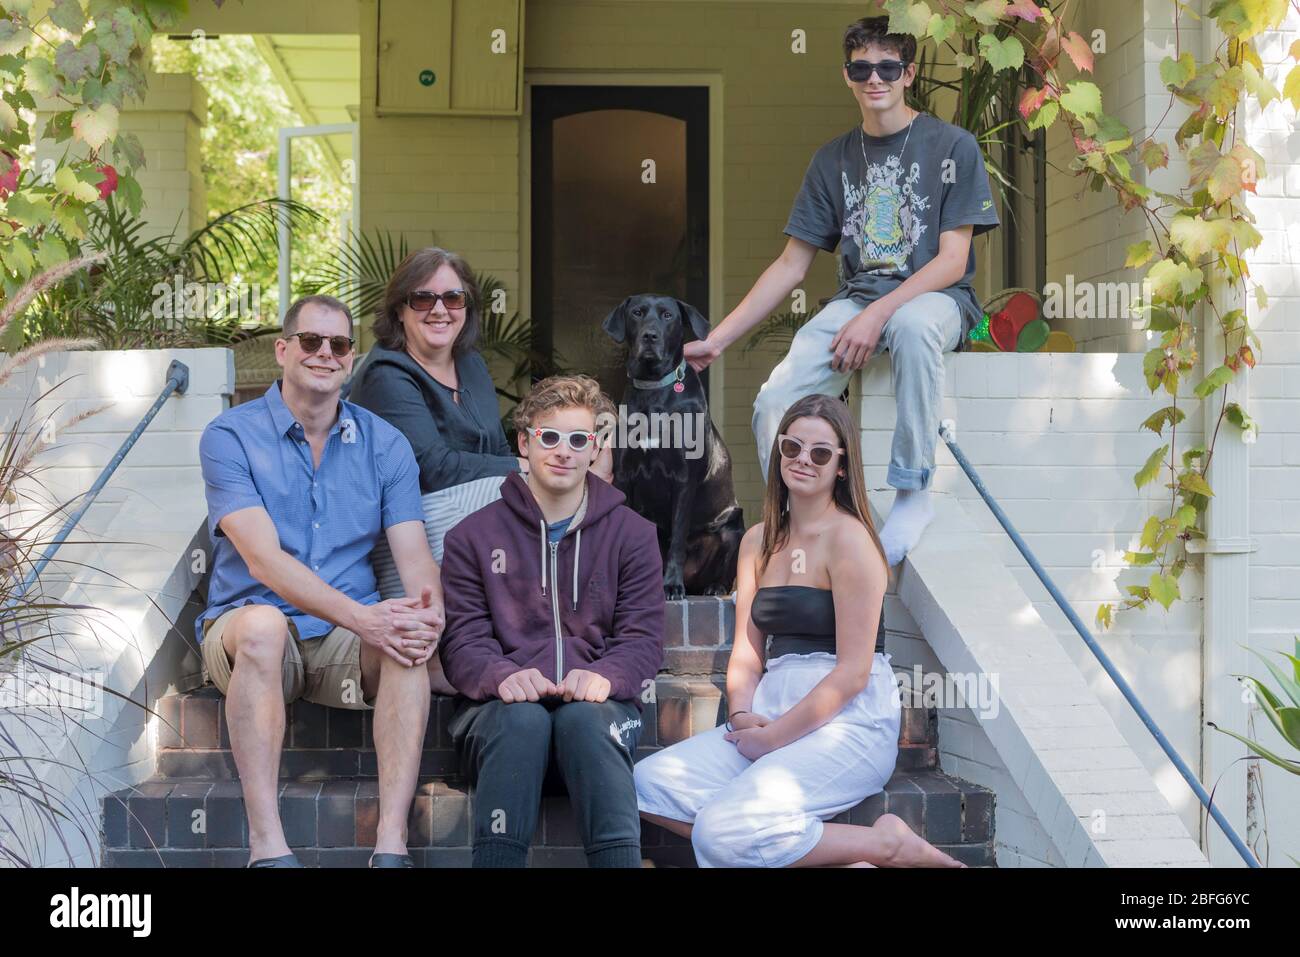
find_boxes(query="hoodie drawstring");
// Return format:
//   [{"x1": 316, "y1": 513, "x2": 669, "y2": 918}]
[
  {"x1": 572, "y1": 529, "x2": 581, "y2": 611},
  {"x1": 539, "y1": 519, "x2": 548, "y2": 595}
]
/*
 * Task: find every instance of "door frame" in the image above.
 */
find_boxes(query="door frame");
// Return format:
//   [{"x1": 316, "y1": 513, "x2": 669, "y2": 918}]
[{"x1": 521, "y1": 71, "x2": 725, "y2": 427}]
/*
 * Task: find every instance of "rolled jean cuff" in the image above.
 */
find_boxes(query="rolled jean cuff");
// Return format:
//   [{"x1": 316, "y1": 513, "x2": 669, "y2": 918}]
[
  {"x1": 471, "y1": 836, "x2": 529, "y2": 868},
  {"x1": 887, "y1": 462, "x2": 930, "y2": 491}
]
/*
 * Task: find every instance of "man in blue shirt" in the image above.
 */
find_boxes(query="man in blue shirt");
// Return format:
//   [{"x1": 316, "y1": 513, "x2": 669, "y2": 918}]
[{"x1": 198, "y1": 294, "x2": 446, "y2": 868}]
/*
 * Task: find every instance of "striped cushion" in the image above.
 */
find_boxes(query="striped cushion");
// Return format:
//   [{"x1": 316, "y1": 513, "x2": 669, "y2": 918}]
[{"x1": 371, "y1": 475, "x2": 510, "y2": 599}]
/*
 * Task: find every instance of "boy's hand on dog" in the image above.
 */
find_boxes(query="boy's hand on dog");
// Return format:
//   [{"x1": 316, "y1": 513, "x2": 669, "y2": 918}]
[
  {"x1": 685, "y1": 337, "x2": 721, "y2": 372},
  {"x1": 559, "y1": 669, "x2": 611, "y2": 703},
  {"x1": 498, "y1": 668, "x2": 559, "y2": 702}
]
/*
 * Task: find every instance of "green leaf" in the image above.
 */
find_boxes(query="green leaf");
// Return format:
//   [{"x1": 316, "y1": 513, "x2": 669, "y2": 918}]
[
  {"x1": 1179, "y1": 471, "x2": 1215, "y2": 497},
  {"x1": 977, "y1": 33, "x2": 1025, "y2": 72},
  {"x1": 884, "y1": 0, "x2": 934, "y2": 37},
  {"x1": 1149, "y1": 572, "x2": 1180, "y2": 610},
  {"x1": 35, "y1": 233, "x2": 68, "y2": 270},
  {"x1": 55, "y1": 40, "x2": 101, "y2": 84},
  {"x1": 1141, "y1": 405, "x2": 1186, "y2": 436},
  {"x1": 1241, "y1": 60, "x2": 1280, "y2": 107},
  {"x1": 927, "y1": 13, "x2": 957, "y2": 45},
  {"x1": 1173, "y1": 504, "x2": 1198, "y2": 530},
  {"x1": 54, "y1": 164, "x2": 99, "y2": 202},
  {"x1": 1126, "y1": 240, "x2": 1155, "y2": 269},
  {"x1": 1140, "y1": 139, "x2": 1169, "y2": 172},
  {"x1": 1139, "y1": 514, "x2": 1162, "y2": 550},
  {"x1": 1284, "y1": 63, "x2": 1300, "y2": 111},
  {"x1": 0, "y1": 98, "x2": 17, "y2": 134},
  {"x1": 1193, "y1": 364, "x2": 1235, "y2": 398},
  {"x1": 1135, "y1": 444, "x2": 1169, "y2": 489},
  {"x1": 1124, "y1": 550, "x2": 1159, "y2": 566},
  {"x1": 22, "y1": 56, "x2": 60, "y2": 98},
  {"x1": 1095, "y1": 603, "x2": 1113, "y2": 630},
  {"x1": 1147, "y1": 259, "x2": 1204, "y2": 302},
  {"x1": 1060, "y1": 80, "x2": 1103, "y2": 117},
  {"x1": 955, "y1": 51, "x2": 976, "y2": 69},
  {"x1": 1160, "y1": 52, "x2": 1197, "y2": 88},
  {"x1": 1248, "y1": 646, "x2": 1300, "y2": 711},
  {"x1": 1026, "y1": 100, "x2": 1058, "y2": 131},
  {"x1": 49, "y1": 0, "x2": 88, "y2": 33},
  {"x1": 71, "y1": 103, "x2": 118, "y2": 151},
  {"x1": 2, "y1": 192, "x2": 53, "y2": 228},
  {"x1": 4, "y1": 236, "x2": 34, "y2": 276},
  {"x1": 0, "y1": 21, "x2": 33, "y2": 58},
  {"x1": 966, "y1": 0, "x2": 1010, "y2": 27},
  {"x1": 1170, "y1": 214, "x2": 1231, "y2": 259}
]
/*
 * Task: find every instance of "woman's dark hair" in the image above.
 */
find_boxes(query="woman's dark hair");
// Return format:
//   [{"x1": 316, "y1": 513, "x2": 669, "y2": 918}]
[
  {"x1": 373, "y1": 246, "x2": 481, "y2": 357},
  {"x1": 843, "y1": 15, "x2": 917, "y2": 64},
  {"x1": 759, "y1": 394, "x2": 887, "y2": 577}
]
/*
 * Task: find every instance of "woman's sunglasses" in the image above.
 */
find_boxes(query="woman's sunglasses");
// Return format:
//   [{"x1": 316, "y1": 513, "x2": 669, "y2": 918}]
[
  {"x1": 844, "y1": 59, "x2": 908, "y2": 83},
  {"x1": 406, "y1": 289, "x2": 468, "y2": 312},
  {"x1": 533, "y1": 428, "x2": 597, "y2": 453},
  {"x1": 778, "y1": 434, "x2": 844, "y2": 467},
  {"x1": 286, "y1": 332, "x2": 354, "y2": 358}
]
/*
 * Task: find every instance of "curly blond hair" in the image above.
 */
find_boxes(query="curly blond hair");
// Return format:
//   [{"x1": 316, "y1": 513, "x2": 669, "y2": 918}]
[{"x1": 512, "y1": 374, "x2": 615, "y2": 433}]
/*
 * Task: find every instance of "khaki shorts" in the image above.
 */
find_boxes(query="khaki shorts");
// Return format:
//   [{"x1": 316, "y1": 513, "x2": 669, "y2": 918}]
[{"x1": 201, "y1": 606, "x2": 373, "y2": 711}]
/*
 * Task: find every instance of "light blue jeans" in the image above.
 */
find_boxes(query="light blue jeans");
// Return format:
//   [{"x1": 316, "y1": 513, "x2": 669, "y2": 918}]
[{"x1": 752, "y1": 291, "x2": 963, "y2": 490}]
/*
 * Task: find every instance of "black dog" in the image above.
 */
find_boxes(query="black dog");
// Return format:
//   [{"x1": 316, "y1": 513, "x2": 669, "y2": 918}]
[{"x1": 602, "y1": 294, "x2": 745, "y2": 600}]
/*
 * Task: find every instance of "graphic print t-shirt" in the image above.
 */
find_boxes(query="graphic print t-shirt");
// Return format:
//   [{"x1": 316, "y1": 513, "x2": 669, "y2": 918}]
[{"x1": 783, "y1": 113, "x2": 1001, "y2": 345}]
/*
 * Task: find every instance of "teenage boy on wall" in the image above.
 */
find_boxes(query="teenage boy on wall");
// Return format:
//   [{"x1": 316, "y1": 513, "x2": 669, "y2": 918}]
[
  {"x1": 686, "y1": 16, "x2": 1000, "y2": 566},
  {"x1": 438, "y1": 375, "x2": 665, "y2": 867}
]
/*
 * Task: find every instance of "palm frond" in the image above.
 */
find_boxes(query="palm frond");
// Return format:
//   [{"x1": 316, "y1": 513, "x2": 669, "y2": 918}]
[{"x1": 742, "y1": 311, "x2": 811, "y2": 355}]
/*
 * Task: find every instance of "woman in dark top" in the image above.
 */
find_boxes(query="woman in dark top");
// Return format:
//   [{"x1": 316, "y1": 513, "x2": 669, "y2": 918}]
[{"x1": 634, "y1": 394, "x2": 963, "y2": 868}]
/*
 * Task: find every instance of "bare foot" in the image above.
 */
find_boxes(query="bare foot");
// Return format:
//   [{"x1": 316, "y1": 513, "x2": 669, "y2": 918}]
[{"x1": 874, "y1": 813, "x2": 967, "y2": 868}]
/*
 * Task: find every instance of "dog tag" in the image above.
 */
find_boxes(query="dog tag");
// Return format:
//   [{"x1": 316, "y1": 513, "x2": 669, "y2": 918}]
[{"x1": 673, "y1": 382, "x2": 684, "y2": 393}]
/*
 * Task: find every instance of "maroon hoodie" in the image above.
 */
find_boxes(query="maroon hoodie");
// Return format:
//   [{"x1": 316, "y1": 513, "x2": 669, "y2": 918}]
[{"x1": 439, "y1": 471, "x2": 665, "y2": 707}]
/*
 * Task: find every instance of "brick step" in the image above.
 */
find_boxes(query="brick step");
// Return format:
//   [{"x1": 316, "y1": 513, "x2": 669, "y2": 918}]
[
  {"x1": 154, "y1": 679, "x2": 939, "y2": 781},
  {"x1": 101, "y1": 768, "x2": 995, "y2": 868}
]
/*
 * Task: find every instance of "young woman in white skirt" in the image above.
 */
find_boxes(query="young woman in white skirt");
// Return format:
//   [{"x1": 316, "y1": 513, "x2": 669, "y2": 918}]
[{"x1": 634, "y1": 394, "x2": 964, "y2": 868}]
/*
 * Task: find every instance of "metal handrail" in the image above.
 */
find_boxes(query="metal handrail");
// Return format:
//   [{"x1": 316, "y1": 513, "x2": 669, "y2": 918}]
[
  {"x1": 13, "y1": 360, "x2": 191, "y2": 603},
  {"x1": 938, "y1": 426, "x2": 1260, "y2": 868}
]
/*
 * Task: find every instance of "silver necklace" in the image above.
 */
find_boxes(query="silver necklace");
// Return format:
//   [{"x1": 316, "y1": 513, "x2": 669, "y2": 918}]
[{"x1": 861, "y1": 107, "x2": 918, "y2": 169}]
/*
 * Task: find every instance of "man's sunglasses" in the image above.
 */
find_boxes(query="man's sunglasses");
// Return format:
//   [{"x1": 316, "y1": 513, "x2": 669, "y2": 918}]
[
  {"x1": 845, "y1": 59, "x2": 909, "y2": 83},
  {"x1": 406, "y1": 289, "x2": 468, "y2": 312},
  {"x1": 533, "y1": 428, "x2": 597, "y2": 453},
  {"x1": 286, "y1": 332, "x2": 354, "y2": 358},
  {"x1": 778, "y1": 434, "x2": 844, "y2": 467}
]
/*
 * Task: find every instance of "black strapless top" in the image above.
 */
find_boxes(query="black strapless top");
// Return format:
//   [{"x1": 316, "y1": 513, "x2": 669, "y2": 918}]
[{"x1": 751, "y1": 585, "x2": 886, "y2": 660}]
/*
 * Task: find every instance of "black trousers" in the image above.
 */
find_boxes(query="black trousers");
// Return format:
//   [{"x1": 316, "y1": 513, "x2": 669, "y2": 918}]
[{"x1": 448, "y1": 695, "x2": 645, "y2": 868}]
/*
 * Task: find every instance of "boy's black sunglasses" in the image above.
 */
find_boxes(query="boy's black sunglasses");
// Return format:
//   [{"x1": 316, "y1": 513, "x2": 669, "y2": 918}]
[
  {"x1": 845, "y1": 59, "x2": 909, "y2": 83},
  {"x1": 286, "y1": 332, "x2": 354, "y2": 358}
]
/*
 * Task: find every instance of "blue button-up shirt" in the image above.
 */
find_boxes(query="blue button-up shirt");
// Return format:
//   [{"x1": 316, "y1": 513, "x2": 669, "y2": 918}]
[{"x1": 196, "y1": 380, "x2": 424, "y2": 641}]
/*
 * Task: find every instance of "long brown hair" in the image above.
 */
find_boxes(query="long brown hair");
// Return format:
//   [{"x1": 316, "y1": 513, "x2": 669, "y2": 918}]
[
  {"x1": 759, "y1": 394, "x2": 887, "y2": 577},
  {"x1": 373, "y1": 246, "x2": 481, "y2": 357}
]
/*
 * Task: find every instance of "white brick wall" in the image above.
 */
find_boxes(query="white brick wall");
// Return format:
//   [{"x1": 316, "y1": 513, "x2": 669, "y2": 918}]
[{"x1": 0, "y1": 349, "x2": 231, "y2": 866}]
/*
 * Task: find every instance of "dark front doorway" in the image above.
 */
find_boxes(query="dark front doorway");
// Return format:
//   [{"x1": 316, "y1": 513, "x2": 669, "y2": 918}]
[{"x1": 530, "y1": 85, "x2": 709, "y2": 399}]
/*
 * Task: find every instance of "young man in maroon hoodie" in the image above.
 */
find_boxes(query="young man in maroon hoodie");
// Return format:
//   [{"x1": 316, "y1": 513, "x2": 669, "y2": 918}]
[{"x1": 439, "y1": 375, "x2": 665, "y2": 867}]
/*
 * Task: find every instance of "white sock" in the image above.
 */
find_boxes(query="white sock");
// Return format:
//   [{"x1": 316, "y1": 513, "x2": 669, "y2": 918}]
[{"x1": 879, "y1": 488, "x2": 934, "y2": 567}]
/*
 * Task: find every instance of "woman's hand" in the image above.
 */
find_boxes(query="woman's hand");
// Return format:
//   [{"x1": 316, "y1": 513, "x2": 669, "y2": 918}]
[
  {"x1": 723, "y1": 723, "x2": 778, "y2": 761},
  {"x1": 727, "y1": 711, "x2": 769, "y2": 732}
]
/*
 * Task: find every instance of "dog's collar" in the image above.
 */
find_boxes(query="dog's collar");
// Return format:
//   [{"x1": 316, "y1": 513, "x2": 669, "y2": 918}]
[{"x1": 631, "y1": 360, "x2": 687, "y2": 391}]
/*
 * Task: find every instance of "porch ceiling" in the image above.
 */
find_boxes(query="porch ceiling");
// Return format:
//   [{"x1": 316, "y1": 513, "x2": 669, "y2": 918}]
[{"x1": 253, "y1": 34, "x2": 360, "y2": 174}]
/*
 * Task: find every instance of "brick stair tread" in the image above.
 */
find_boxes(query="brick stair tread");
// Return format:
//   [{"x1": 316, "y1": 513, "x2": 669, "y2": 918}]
[
  {"x1": 101, "y1": 768, "x2": 995, "y2": 868},
  {"x1": 154, "y1": 682, "x2": 939, "y2": 781}
]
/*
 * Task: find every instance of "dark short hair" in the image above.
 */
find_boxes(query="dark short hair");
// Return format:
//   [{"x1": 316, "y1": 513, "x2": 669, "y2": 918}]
[
  {"x1": 843, "y1": 15, "x2": 916, "y2": 64},
  {"x1": 374, "y1": 246, "x2": 481, "y2": 357},
  {"x1": 283, "y1": 294, "x2": 354, "y2": 337}
]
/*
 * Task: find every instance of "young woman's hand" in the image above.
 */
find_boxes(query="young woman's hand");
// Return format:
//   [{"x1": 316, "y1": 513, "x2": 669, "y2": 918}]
[
  {"x1": 727, "y1": 711, "x2": 769, "y2": 732},
  {"x1": 723, "y1": 723, "x2": 778, "y2": 761}
]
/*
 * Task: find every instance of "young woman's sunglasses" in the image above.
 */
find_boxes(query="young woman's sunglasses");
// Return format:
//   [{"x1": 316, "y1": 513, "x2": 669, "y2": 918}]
[
  {"x1": 533, "y1": 428, "x2": 596, "y2": 452},
  {"x1": 406, "y1": 289, "x2": 468, "y2": 312},
  {"x1": 286, "y1": 332, "x2": 354, "y2": 358},
  {"x1": 845, "y1": 59, "x2": 908, "y2": 83},
  {"x1": 778, "y1": 434, "x2": 844, "y2": 467}
]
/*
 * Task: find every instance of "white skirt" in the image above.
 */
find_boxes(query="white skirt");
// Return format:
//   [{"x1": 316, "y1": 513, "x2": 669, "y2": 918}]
[
  {"x1": 634, "y1": 651, "x2": 901, "y2": 868},
  {"x1": 372, "y1": 474, "x2": 509, "y2": 599}
]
